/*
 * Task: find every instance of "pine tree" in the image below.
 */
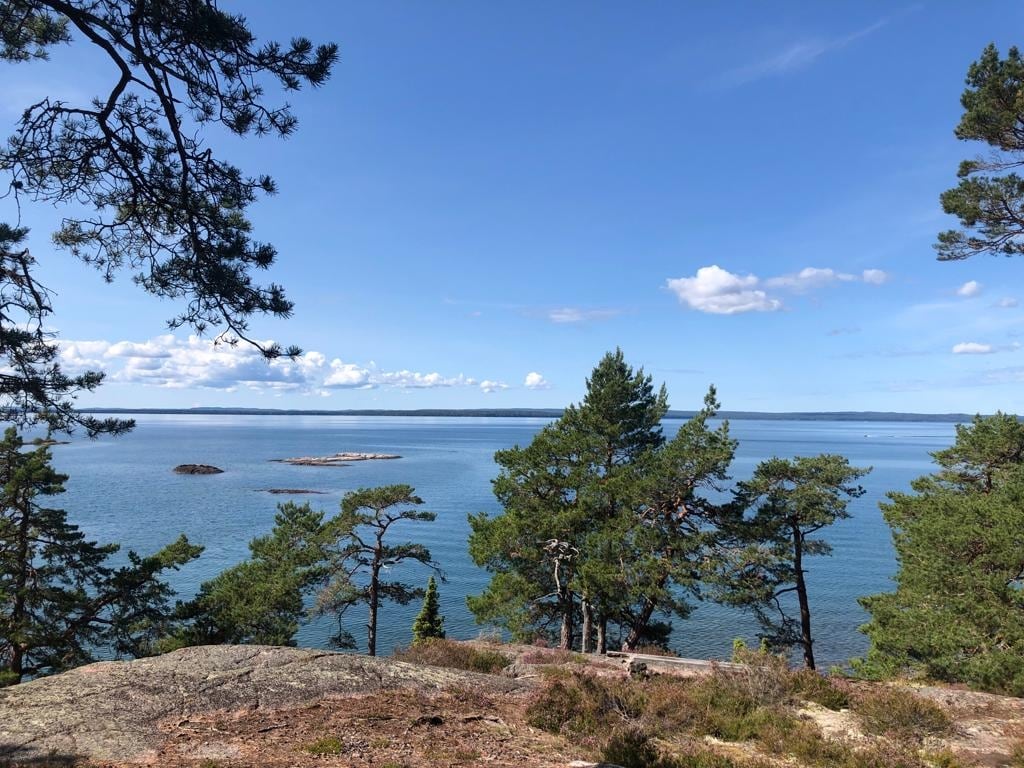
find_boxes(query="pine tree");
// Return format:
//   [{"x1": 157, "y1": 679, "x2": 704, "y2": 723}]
[
  {"x1": 936, "y1": 44, "x2": 1024, "y2": 260},
  {"x1": 714, "y1": 455, "x2": 868, "y2": 669},
  {"x1": 469, "y1": 419, "x2": 587, "y2": 649},
  {"x1": 318, "y1": 485, "x2": 439, "y2": 656},
  {"x1": 168, "y1": 502, "x2": 328, "y2": 648},
  {"x1": 563, "y1": 348, "x2": 669, "y2": 652},
  {"x1": 616, "y1": 386, "x2": 737, "y2": 651},
  {"x1": 0, "y1": 2, "x2": 338, "y2": 432},
  {"x1": 412, "y1": 575, "x2": 446, "y2": 644},
  {"x1": 469, "y1": 350, "x2": 733, "y2": 654},
  {"x1": 0, "y1": 428, "x2": 201, "y2": 683},
  {"x1": 859, "y1": 413, "x2": 1024, "y2": 694}
]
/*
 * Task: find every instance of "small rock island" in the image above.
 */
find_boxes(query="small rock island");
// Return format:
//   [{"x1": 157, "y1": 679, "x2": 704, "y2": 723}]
[
  {"x1": 173, "y1": 464, "x2": 224, "y2": 475},
  {"x1": 272, "y1": 452, "x2": 401, "y2": 467}
]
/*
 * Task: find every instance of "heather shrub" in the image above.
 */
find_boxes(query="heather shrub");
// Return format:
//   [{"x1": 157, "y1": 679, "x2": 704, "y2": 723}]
[
  {"x1": 852, "y1": 686, "x2": 951, "y2": 740},
  {"x1": 393, "y1": 639, "x2": 509, "y2": 674},
  {"x1": 788, "y1": 668, "x2": 851, "y2": 710},
  {"x1": 525, "y1": 672, "x2": 645, "y2": 740},
  {"x1": 601, "y1": 729, "x2": 667, "y2": 768}
]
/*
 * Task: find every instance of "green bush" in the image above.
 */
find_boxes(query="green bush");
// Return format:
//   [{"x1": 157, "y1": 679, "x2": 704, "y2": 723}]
[
  {"x1": 303, "y1": 736, "x2": 345, "y2": 756},
  {"x1": 676, "y1": 674, "x2": 795, "y2": 742},
  {"x1": 526, "y1": 669, "x2": 789, "y2": 745},
  {"x1": 602, "y1": 730, "x2": 766, "y2": 768}
]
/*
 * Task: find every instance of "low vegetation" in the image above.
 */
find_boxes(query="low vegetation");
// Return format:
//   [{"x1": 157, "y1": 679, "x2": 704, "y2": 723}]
[
  {"x1": 851, "y1": 686, "x2": 952, "y2": 740},
  {"x1": 302, "y1": 735, "x2": 346, "y2": 756},
  {"x1": 524, "y1": 659, "x2": 962, "y2": 768},
  {"x1": 393, "y1": 639, "x2": 510, "y2": 675}
]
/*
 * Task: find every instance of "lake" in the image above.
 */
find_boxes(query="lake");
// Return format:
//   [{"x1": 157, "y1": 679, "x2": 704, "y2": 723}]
[{"x1": 50, "y1": 414, "x2": 955, "y2": 668}]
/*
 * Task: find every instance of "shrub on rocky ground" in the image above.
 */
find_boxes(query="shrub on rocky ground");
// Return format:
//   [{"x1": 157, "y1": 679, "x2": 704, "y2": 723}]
[
  {"x1": 851, "y1": 686, "x2": 951, "y2": 740},
  {"x1": 788, "y1": 668, "x2": 852, "y2": 710},
  {"x1": 526, "y1": 667, "x2": 957, "y2": 768},
  {"x1": 392, "y1": 639, "x2": 509, "y2": 675}
]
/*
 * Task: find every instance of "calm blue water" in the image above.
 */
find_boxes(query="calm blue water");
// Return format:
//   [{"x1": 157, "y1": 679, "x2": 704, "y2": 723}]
[{"x1": 49, "y1": 415, "x2": 954, "y2": 668}]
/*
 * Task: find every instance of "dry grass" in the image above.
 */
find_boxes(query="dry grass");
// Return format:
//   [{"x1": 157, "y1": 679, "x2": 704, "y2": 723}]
[{"x1": 392, "y1": 639, "x2": 510, "y2": 675}]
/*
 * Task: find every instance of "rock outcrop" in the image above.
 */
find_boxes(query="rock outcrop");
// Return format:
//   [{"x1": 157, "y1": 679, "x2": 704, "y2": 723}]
[
  {"x1": 173, "y1": 464, "x2": 224, "y2": 474},
  {"x1": 0, "y1": 645, "x2": 517, "y2": 764},
  {"x1": 272, "y1": 452, "x2": 401, "y2": 467}
]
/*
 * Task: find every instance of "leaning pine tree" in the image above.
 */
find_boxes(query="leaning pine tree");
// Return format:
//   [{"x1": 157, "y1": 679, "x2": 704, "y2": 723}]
[
  {"x1": 318, "y1": 485, "x2": 440, "y2": 656},
  {"x1": 412, "y1": 575, "x2": 446, "y2": 644},
  {"x1": 715, "y1": 454, "x2": 868, "y2": 670}
]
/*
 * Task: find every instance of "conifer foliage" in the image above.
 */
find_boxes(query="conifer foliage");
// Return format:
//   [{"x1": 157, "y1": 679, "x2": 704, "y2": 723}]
[
  {"x1": 859, "y1": 413, "x2": 1024, "y2": 694},
  {"x1": 715, "y1": 455, "x2": 868, "y2": 670},
  {"x1": 469, "y1": 351, "x2": 736, "y2": 653},
  {"x1": 0, "y1": 1, "x2": 337, "y2": 432},
  {"x1": 937, "y1": 44, "x2": 1024, "y2": 260},
  {"x1": 317, "y1": 485, "x2": 440, "y2": 656},
  {"x1": 0, "y1": 428, "x2": 201, "y2": 684},
  {"x1": 412, "y1": 575, "x2": 446, "y2": 644},
  {"x1": 469, "y1": 350, "x2": 866, "y2": 661},
  {"x1": 167, "y1": 502, "x2": 329, "y2": 649}
]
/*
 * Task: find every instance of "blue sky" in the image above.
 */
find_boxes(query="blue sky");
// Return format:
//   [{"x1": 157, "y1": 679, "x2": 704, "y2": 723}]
[{"x1": 4, "y1": 1, "x2": 1024, "y2": 412}]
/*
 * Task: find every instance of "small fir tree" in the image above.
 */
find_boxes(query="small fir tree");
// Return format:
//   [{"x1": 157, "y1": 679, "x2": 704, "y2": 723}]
[{"x1": 412, "y1": 575, "x2": 446, "y2": 644}]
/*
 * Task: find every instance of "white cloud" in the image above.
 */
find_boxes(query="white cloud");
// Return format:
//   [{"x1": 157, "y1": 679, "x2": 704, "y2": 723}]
[
  {"x1": 956, "y1": 280, "x2": 982, "y2": 298},
  {"x1": 105, "y1": 338, "x2": 174, "y2": 358},
  {"x1": 713, "y1": 17, "x2": 889, "y2": 88},
  {"x1": 666, "y1": 265, "x2": 781, "y2": 315},
  {"x1": 524, "y1": 372, "x2": 550, "y2": 390},
  {"x1": 765, "y1": 267, "x2": 856, "y2": 291},
  {"x1": 546, "y1": 307, "x2": 621, "y2": 324},
  {"x1": 323, "y1": 360, "x2": 373, "y2": 389},
  {"x1": 479, "y1": 380, "x2": 509, "y2": 394},
  {"x1": 58, "y1": 335, "x2": 505, "y2": 395},
  {"x1": 59, "y1": 340, "x2": 110, "y2": 372},
  {"x1": 997, "y1": 297, "x2": 1019, "y2": 308},
  {"x1": 861, "y1": 269, "x2": 889, "y2": 285},
  {"x1": 376, "y1": 370, "x2": 472, "y2": 389},
  {"x1": 952, "y1": 342, "x2": 993, "y2": 355},
  {"x1": 666, "y1": 264, "x2": 886, "y2": 315}
]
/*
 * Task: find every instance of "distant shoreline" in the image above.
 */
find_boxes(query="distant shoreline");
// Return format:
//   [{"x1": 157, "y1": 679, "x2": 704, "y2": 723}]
[{"x1": 78, "y1": 407, "x2": 981, "y2": 423}]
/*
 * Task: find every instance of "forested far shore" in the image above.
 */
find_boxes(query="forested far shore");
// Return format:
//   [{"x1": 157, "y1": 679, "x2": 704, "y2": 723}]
[{"x1": 77, "y1": 407, "x2": 985, "y2": 422}]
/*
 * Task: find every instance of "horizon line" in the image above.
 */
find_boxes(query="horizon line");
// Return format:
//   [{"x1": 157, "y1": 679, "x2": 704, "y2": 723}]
[{"x1": 77, "y1": 407, "x2": 990, "y2": 423}]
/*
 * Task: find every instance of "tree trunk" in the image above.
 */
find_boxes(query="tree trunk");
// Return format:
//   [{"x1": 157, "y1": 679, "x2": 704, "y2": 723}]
[
  {"x1": 622, "y1": 573, "x2": 669, "y2": 651},
  {"x1": 581, "y1": 599, "x2": 593, "y2": 653},
  {"x1": 596, "y1": 616, "x2": 607, "y2": 655},
  {"x1": 10, "y1": 492, "x2": 31, "y2": 682},
  {"x1": 792, "y1": 525, "x2": 815, "y2": 670},
  {"x1": 368, "y1": 561, "x2": 380, "y2": 657},
  {"x1": 559, "y1": 590, "x2": 573, "y2": 650}
]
